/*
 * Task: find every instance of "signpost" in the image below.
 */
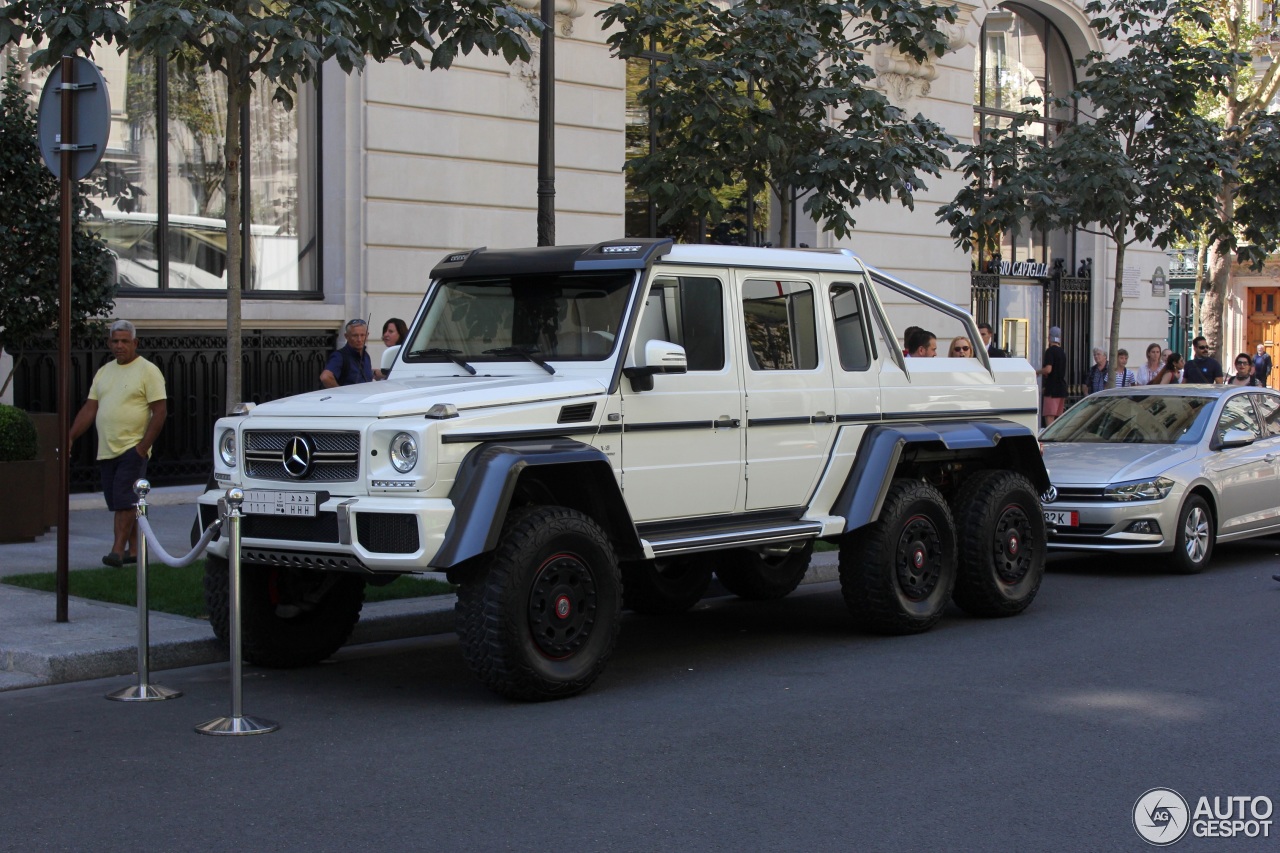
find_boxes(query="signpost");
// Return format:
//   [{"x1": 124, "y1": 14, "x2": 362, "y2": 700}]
[{"x1": 37, "y1": 57, "x2": 110, "y2": 622}]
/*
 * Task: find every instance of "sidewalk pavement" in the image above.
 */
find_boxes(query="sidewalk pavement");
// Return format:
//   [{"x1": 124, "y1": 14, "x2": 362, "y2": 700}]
[{"x1": 0, "y1": 484, "x2": 841, "y2": 690}]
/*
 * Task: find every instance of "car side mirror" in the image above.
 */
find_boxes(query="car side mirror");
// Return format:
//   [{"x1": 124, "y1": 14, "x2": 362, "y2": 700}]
[
  {"x1": 623, "y1": 340, "x2": 688, "y2": 392},
  {"x1": 381, "y1": 344, "x2": 401, "y2": 373},
  {"x1": 1218, "y1": 428, "x2": 1256, "y2": 449}
]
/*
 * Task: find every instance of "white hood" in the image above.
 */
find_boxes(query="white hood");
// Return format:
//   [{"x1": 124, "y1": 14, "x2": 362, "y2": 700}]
[
  {"x1": 248, "y1": 373, "x2": 609, "y2": 419},
  {"x1": 1041, "y1": 442, "x2": 1197, "y2": 486}
]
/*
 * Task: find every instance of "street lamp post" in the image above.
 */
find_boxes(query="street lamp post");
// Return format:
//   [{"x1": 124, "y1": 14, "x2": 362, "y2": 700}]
[{"x1": 537, "y1": 0, "x2": 555, "y2": 246}]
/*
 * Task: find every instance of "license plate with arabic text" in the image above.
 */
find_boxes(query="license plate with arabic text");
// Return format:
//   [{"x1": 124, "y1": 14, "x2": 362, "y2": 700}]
[{"x1": 243, "y1": 490, "x2": 317, "y2": 517}]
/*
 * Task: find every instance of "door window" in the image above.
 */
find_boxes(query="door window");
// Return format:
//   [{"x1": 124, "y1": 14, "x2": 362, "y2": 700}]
[
  {"x1": 1215, "y1": 396, "x2": 1262, "y2": 444},
  {"x1": 638, "y1": 276, "x2": 725, "y2": 370},
  {"x1": 1252, "y1": 393, "x2": 1280, "y2": 437},
  {"x1": 829, "y1": 283, "x2": 872, "y2": 371},
  {"x1": 742, "y1": 279, "x2": 818, "y2": 370}
]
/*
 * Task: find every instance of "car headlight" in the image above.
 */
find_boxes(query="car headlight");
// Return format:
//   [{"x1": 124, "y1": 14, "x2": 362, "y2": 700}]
[
  {"x1": 1104, "y1": 476, "x2": 1175, "y2": 501},
  {"x1": 389, "y1": 432, "x2": 418, "y2": 473},
  {"x1": 218, "y1": 429, "x2": 238, "y2": 467}
]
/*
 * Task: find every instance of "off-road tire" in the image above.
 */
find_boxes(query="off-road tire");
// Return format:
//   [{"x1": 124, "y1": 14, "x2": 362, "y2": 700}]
[
  {"x1": 622, "y1": 556, "x2": 714, "y2": 614},
  {"x1": 839, "y1": 479, "x2": 957, "y2": 634},
  {"x1": 950, "y1": 470, "x2": 1045, "y2": 617},
  {"x1": 203, "y1": 554, "x2": 366, "y2": 667},
  {"x1": 716, "y1": 541, "x2": 814, "y2": 600},
  {"x1": 1169, "y1": 494, "x2": 1214, "y2": 574},
  {"x1": 455, "y1": 506, "x2": 622, "y2": 701}
]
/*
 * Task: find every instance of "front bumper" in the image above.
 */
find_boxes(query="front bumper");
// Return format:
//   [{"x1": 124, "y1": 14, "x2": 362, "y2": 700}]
[
  {"x1": 197, "y1": 490, "x2": 456, "y2": 574},
  {"x1": 1043, "y1": 494, "x2": 1178, "y2": 554}
]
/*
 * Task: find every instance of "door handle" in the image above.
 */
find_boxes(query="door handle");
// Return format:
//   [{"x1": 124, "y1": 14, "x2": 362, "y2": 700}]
[
  {"x1": 715, "y1": 416, "x2": 740, "y2": 428},
  {"x1": 1266, "y1": 453, "x2": 1278, "y2": 463}
]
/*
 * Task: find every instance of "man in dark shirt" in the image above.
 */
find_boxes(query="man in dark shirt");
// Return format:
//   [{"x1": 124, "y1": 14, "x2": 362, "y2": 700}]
[
  {"x1": 978, "y1": 322, "x2": 1006, "y2": 358},
  {"x1": 1182, "y1": 335, "x2": 1224, "y2": 385},
  {"x1": 320, "y1": 319, "x2": 373, "y2": 387},
  {"x1": 1038, "y1": 325, "x2": 1068, "y2": 426},
  {"x1": 1254, "y1": 343, "x2": 1273, "y2": 388}
]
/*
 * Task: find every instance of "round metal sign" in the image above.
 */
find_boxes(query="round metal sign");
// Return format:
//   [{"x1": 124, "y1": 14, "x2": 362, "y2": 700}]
[{"x1": 37, "y1": 57, "x2": 111, "y2": 180}]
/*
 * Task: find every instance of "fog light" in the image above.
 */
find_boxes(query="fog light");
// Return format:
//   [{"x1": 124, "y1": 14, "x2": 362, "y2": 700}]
[{"x1": 1125, "y1": 519, "x2": 1161, "y2": 535}]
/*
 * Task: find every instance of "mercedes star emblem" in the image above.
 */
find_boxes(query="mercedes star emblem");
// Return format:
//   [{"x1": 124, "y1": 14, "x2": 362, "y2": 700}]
[{"x1": 282, "y1": 434, "x2": 314, "y2": 479}]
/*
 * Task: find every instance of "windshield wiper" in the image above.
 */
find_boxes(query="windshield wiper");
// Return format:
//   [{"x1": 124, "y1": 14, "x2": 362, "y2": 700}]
[
  {"x1": 482, "y1": 346, "x2": 556, "y2": 375},
  {"x1": 408, "y1": 348, "x2": 477, "y2": 375}
]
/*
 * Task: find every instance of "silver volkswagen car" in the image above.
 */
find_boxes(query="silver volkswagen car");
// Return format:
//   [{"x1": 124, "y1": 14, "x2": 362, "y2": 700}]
[{"x1": 1039, "y1": 385, "x2": 1280, "y2": 572}]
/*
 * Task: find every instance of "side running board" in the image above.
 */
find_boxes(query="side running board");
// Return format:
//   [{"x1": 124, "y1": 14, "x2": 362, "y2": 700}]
[{"x1": 645, "y1": 521, "x2": 824, "y2": 558}]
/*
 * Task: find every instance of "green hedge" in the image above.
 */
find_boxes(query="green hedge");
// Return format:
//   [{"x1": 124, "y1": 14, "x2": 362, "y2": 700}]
[{"x1": 0, "y1": 404, "x2": 37, "y2": 462}]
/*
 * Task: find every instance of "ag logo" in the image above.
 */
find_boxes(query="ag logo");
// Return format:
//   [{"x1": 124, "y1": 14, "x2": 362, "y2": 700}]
[{"x1": 1133, "y1": 788, "x2": 1190, "y2": 845}]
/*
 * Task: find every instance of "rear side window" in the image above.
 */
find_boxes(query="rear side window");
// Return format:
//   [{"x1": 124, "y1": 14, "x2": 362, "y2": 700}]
[
  {"x1": 741, "y1": 279, "x2": 818, "y2": 370},
  {"x1": 637, "y1": 276, "x2": 725, "y2": 371},
  {"x1": 1253, "y1": 392, "x2": 1280, "y2": 437},
  {"x1": 830, "y1": 283, "x2": 871, "y2": 371}
]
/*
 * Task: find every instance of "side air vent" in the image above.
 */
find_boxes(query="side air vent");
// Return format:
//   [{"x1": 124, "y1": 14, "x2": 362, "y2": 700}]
[{"x1": 558, "y1": 402, "x2": 597, "y2": 424}]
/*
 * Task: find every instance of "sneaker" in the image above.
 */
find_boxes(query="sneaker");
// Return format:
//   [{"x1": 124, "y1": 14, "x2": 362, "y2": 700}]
[{"x1": 102, "y1": 552, "x2": 123, "y2": 568}]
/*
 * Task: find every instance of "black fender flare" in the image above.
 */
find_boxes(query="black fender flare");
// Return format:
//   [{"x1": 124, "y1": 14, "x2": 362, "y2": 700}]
[
  {"x1": 433, "y1": 438, "x2": 641, "y2": 568},
  {"x1": 833, "y1": 419, "x2": 1049, "y2": 533}
]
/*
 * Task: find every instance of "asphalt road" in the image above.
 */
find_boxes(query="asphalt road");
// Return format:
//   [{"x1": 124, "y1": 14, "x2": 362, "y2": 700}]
[{"x1": 2, "y1": 539, "x2": 1278, "y2": 852}]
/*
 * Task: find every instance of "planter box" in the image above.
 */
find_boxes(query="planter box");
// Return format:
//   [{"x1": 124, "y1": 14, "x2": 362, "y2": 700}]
[
  {"x1": 0, "y1": 459, "x2": 46, "y2": 542},
  {"x1": 28, "y1": 412, "x2": 60, "y2": 530}
]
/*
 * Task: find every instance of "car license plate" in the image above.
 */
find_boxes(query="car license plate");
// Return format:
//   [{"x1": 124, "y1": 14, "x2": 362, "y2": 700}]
[
  {"x1": 1044, "y1": 509, "x2": 1078, "y2": 527},
  {"x1": 243, "y1": 490, "x2": 317, "y2": 517}
]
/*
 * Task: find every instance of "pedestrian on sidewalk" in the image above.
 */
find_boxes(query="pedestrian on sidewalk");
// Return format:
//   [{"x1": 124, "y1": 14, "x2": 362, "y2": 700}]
[
  {"x1": 1254, "y1": 343, "x2": 1273, "y2": 388},
  {"x1": 1038, "y1": 326, "x2": 1067, "y2": 427},
  {"x1": 320, "y1": 318, "x2": 373, "y2": 387},
  {"x1": 1136, "y1": 342, "x2": 1162, "y2": 385},
  {"x1": 1183, "y1": 336, "x2": 1224, "y2": 384},
  {"x1": 68, "y1": 320, "x2": 168, "y2": 567}
]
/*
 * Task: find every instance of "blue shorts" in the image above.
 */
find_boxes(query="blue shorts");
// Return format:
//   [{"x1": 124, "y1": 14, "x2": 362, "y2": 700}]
[{"x1": 100, "y1": 448, "x2": 149, "y2": 512}]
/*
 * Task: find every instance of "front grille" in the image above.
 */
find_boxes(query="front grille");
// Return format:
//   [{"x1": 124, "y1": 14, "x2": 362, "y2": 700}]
[
  {"x1": 1050, "y1": 486, "x2": 1108, "y2": 502},
  {"x1": 244, "y1": 430, "x2": 361, "y2": 482},
  {"x1": 355, "y1": 513, "x2": 420, "y2": 554},
  {"x1": 242, "y1": 512, "x2": 340, "y2": 543}
]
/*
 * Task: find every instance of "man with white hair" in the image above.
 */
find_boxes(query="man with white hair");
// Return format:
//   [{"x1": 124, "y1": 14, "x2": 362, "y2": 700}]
[{"x1": 69, "y1": 320, "x2": 168, "y2": 567}]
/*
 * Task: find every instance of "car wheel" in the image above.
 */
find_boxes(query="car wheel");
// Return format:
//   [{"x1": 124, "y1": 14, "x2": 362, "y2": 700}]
[
  {"x1": 622, "y1": 556, "x2": 714, "y2": 614},
  {"x1": 203, "y1": 554, "x2": 367, "y2": 667},
  {"x1": 455, "y1": 506, "x2": 622, "y2": 701},
  {"x1": 716, "y1": 541, "x2": 813, "y2": 601},
  {"x1": 1170, "y1": 494, "x2": 1214, "y2": 574},
  {"x1": 839, "y1": 479, "x2": 957, "y2": 634},
  {"x1": 950, "y1": 470, "x2": 1046, "y2": 617}
]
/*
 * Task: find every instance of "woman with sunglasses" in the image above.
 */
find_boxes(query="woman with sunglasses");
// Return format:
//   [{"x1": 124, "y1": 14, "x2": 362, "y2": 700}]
[
  {"x1": 1227, "y1": 353, "x2": 1261, "y2": 386},
  {"x1": 948, "y1": 336, "x2": 974, "y2": 358}
]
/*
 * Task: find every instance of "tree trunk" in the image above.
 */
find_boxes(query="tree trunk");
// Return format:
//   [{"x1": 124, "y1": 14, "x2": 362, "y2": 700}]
[
  {"x1": 1203, "y1": 179, "x2": 1237, "y2": 358},
  {"x1": 1106, "y1": 241, "x2": 1125, "y2": 389},
  {"x1": 775, "y1": 185, "x2": 791, "y2": 248},
  {"x1": 223, "y1": 65, "x2": 245, "y2": 413},
  {"x1": 1192, "y1": 239, "x2": 1207, "y2": 338}
]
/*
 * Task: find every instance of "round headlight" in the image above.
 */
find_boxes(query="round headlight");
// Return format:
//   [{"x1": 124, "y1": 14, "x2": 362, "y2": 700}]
[
  {"x1": 389, "y1": 432, "x2": 418, "y2": 473},
  {"x1": 218, "y1": 429, "x2": 238, "y2": 467}
]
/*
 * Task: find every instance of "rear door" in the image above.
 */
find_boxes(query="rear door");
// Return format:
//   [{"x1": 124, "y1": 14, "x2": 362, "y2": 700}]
[
  {"x1": 736, "y1": 274, "x2": 836, "y2": 510},
  {"x1": 1207, "y1": 394, "x2": 1275, "y2": 533}
]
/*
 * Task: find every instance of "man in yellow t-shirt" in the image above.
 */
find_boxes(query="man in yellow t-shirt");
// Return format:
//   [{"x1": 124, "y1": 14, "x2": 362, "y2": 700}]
[{"x1": 69, "y1": 320, "x2": 168, "y2": 567}]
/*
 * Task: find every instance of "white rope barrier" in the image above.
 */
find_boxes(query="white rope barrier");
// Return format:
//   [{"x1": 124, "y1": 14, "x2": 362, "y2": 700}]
[{"x1": 137, "y1": 514, "x2": 222, "y2": 568}]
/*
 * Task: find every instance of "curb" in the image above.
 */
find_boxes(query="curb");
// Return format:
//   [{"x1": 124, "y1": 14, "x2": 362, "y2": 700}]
[{"x1": 0, "y1": 552, "x2": 840, "y2": 691}]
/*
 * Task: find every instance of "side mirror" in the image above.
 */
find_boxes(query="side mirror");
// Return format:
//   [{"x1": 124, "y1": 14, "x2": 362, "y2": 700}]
[
  {"x1": 1218, "y1": 428, "x2": 1256, "y2": 449},
  {"x1": 623, "y1": 340, "x2": 688, "y2": 391},
  {"x1": 381, "y1": 344, "x2": 401, "y2": 373}
]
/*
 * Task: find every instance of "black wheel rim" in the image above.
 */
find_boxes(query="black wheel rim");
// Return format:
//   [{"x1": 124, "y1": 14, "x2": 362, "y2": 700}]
[
  {"x1": 528, "y1": 552, "x2": 597, "y2": 660},
  {"x1": 992, "y1": 503, "x2": 1034, "y2": 584},
  {"x1": 895, "y1": 514, "x2": 942, "y2": 601}
]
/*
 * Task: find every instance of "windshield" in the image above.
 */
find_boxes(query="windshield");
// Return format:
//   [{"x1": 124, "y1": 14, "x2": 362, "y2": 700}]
[
  {"x1": 1040, "y1": 394, "x2": 1215, "y2": 445},
  {"x1": 404, "y1": 272, "x2": 635, "y2": 364}
]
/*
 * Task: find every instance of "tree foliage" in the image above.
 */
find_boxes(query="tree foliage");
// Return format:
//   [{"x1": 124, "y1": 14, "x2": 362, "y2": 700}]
[
  {"x1": 938, "y1": 0, "x2": 1237, "y2": 386},
  {"x1": 601, "y1": 0, "x2": 959, "y2": 247},
  {"x1": 0, "y1": 64, "x2": 116, "y2": 397},
  {"x1": 2, "y1": 0, "x2": 541, "y2": 410}
]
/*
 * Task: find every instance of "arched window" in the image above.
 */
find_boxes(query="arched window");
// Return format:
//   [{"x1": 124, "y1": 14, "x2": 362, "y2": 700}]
[{"x1": 974, "y1": 2, "x2": 1076, "y2": 270}]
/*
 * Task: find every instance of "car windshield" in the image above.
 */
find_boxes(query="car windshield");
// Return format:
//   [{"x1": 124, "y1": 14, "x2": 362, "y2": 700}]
[
  {"x1": 1040, "y1": 394, "x2": 1216, "y2": 444},
  {"x1": 404, "y1": 272, "x2": 635, "y2": 364}
]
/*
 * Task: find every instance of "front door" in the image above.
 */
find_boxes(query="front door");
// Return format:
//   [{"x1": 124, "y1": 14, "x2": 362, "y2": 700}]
[
  {"x1": 1246, "y1": 287, "x2": 1278, "y2": 390},
  {"x1": 620, "y1": 271, "x2": 743, "y2": 522}
]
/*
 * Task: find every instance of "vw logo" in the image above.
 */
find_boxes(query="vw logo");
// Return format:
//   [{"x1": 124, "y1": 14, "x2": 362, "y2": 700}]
[
  {"x1": 1041, "y1": 485, "x2": 1058, "y2": 504},
  {"x1": 281, "y1": 435, "x2": 314, "y2": 479}
]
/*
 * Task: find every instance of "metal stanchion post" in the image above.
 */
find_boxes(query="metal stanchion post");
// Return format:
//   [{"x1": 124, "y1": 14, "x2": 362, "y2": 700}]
[
  {"x1": 196, "y1": 487, "x2": 279, "y2": 735},
  {"x1": 107, "y1": 479, "x2": 182, "y2": 702}
]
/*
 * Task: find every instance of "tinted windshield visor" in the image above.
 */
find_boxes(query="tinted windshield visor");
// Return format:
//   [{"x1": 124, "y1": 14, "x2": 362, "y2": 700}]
[
  {"x1": 405, "y1": 272, "x2": 635, "y2": 363},
  {"x1": 1040, "y1": 394, "x2": 1215, "y2": 444}
]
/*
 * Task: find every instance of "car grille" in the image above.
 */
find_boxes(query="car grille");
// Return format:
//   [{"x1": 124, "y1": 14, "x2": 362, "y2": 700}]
[
  {"x1": 355, "y1": 513, "x2": 420, "y2": 554},
  {"x1": 242, "y1": 512, "x2": 341, "y2": 544},
  {"x1": 1049, "y1": 486, "x2": 1108, "y2": 502},
  {"x1": 244, "y1": 430, "x2": 360, "y2": 482}
]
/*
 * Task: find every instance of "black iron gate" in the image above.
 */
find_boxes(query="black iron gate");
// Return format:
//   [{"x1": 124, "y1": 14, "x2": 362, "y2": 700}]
[{"x1": 14, "y1": 329, "x2": 332, "y2": 490}]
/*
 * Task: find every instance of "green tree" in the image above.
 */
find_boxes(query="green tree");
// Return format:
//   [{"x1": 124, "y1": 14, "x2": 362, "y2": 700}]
[
  {"x1": 938, "y1": 0, "x2": 1235, "y2": 387},
  {"x1": 1186, "y1": 1, "x2": 1280, "y2": 353},
  {"x1": 601, "y1": 0, "x2": 959, "y2": 248},
  {"x1": 2, "y1": 0, "x2": 540, "y2": 410},
  {"x1": 0, "y1": 63, "x2": 115, "y2": 397}
]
